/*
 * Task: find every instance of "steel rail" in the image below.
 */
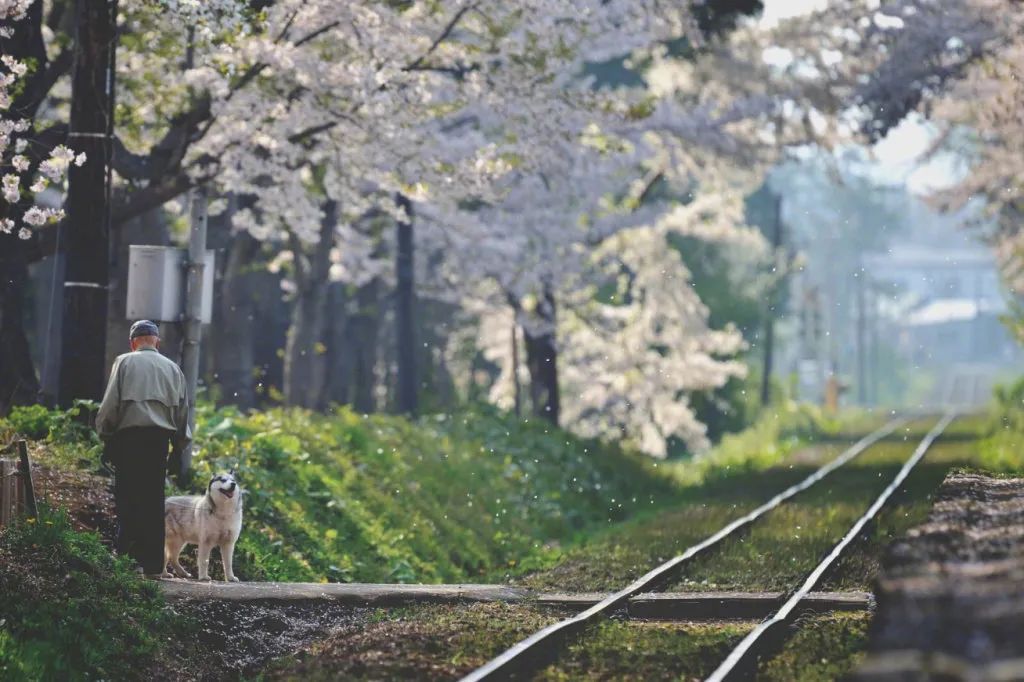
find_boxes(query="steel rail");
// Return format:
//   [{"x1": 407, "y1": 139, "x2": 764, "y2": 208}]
[
  {"x1": 705, "y1": 411, "x2": 957, "y2": 682},
  {"x1": 460, "y1": 416, "x2": 908, "y2": 682}
]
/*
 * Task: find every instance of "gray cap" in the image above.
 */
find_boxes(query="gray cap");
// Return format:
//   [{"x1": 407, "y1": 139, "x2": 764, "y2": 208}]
[{"x1": 129, "y1": 319, "x2": 160, "y2": 340}]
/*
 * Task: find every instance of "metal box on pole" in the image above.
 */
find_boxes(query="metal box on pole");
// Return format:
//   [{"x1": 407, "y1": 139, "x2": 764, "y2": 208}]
[{"x1": 126, "y1": 245, "x2": 214, "y2": 323}]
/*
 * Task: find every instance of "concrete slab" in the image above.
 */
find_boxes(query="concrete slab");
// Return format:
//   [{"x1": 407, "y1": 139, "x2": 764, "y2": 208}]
[{"x1": 159, "y1": 580, "x2": 871, "y2": 620}]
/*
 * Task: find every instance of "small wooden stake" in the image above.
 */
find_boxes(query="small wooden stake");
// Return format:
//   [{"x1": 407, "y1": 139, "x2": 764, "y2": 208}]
[
  {"x1": 0, "y1": 459, "x2": 13, "y2": 527},
  {"x1": 17, "y1": 440, "x2": 37, "y2": 518}
]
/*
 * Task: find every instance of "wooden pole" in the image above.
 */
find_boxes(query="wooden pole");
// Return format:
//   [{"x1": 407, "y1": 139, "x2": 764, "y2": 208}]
[
  {"x1": 180, "y1": 187, "x2": 208, "y2": 480},
  {"x1": 760, "y1": 193, "x2": 783, "y2": 408},
  {"x1": 856, "y1": 264, "x2": 867, "y2": 405},
  {"x1": 16, "y1": 440, "x2": 37, "y2": 518},
  {"x1": 1, "y1": 460, "x2": 10, "y2": 527}
]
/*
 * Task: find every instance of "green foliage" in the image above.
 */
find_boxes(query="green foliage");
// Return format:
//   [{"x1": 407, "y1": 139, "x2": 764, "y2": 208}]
[
  {"x1": 184, "y1": 402, "x2": 679, "y2": 584},
  {"x1": 0, "y1": 508, "x2": 187, "y2": 681},
  {"x1": 667, "y1": 232, "x2": 769, "y2": 446},
  {"x1": 686, "y1": 374, "x2": 761, "y2": 449},
  {"x1": 976, "y1": 376, "x2": 1024, "y2": 473},
  {"x1": 674, "y1": 401, "x2": 839, "y2": 486},
  {"x1": 4, "y1": 400, "x2": 100, "y2": 447},
  {"x1": 5, "y1": 404, "x2": 51, "y2": 440}
]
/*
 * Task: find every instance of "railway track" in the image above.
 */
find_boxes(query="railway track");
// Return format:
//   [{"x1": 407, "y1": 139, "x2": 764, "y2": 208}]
[{"x1": 460, "y1": 413, "x2": 957, "y2": 681}]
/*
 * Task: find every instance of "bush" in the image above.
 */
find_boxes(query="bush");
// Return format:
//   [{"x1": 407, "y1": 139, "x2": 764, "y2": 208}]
[
  {"x1": 0, "y1": 508, "x2": 187, "y2": 680},
  {"x1": 5, "y1": 404, "x2": 52, "y2": 440},
  {"x1": 974, "y1": 377, "x2": 1024, "y2": 473},
  {"x1": 674, "y1": 401, "x2": 858, "y2": 486},
  {"x1": 4, "y1": 400, "x2": 99, "y2": 446}
]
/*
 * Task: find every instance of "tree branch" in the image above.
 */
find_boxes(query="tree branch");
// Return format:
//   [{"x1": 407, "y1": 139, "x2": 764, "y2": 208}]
[{"x1": 403, "y1": 3, "x2": 478, "y2": 72}]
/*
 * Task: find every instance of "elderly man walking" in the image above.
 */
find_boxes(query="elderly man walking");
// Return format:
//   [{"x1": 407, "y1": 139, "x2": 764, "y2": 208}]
[{"x1": 96, "y1": 320, "x2": 191, "y2": 577}]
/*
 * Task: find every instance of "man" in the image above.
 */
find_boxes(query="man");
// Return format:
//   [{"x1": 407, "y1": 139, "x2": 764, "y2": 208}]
[{"x1": 96, "y1": 320, "x2": 191, "y2": 578}]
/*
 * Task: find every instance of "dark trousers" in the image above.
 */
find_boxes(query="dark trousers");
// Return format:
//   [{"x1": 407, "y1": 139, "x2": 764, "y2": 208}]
[{"x1": 108, "y1": 427, "x2": 171, "y2": 574}]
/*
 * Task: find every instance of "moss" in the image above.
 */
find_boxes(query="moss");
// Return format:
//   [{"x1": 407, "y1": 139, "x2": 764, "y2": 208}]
[
  {"x1": 540, "y1": 620, "x2": 753, "y2": 680},
  {"x1": 521, "y1": 421, "x2": 983, "y2": 594},
  {"x1": 262, "y1": 602, "x2": 754, "y2": 682},
  {"x1": 759, "y1": 612, "x2": 872, "y2": 681}
]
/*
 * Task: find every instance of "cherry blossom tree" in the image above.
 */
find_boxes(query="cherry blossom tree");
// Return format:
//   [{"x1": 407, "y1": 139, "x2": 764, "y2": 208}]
[{"x1": 6, "y1": 0, "x2": 778, "y2": 457}]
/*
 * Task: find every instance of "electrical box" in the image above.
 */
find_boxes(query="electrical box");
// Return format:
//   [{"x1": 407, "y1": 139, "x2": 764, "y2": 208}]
[{"x1": 126, "y1": 245, "x2": 215, "y2": 323}]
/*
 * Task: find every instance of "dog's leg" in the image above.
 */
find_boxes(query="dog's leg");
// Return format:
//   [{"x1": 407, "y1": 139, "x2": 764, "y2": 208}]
[
  {"x1": 160, "y1": 542, "x2": 174, "y2": 579},
  {"x1": 168, "y1": 540, "x2": 192, "y2": 579},
  {"x1": 221, "y1": 539, "x2": 240, "y2": 582},
  {"x1": 197, "y1": 541, "x2": 212, "y2": 581}
]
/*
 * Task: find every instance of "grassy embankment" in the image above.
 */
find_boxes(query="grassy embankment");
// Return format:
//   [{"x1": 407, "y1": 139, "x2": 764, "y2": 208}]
[
  {"x1": 0, "y1": 399, "x2": 861, "y2": 679},
  {"x1": 0, "y1": 508, "x2": 193, "y2": 680}
]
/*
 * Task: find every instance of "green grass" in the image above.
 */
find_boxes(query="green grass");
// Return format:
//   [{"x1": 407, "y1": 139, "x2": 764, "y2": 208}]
[
  {"x1": 670, "y1": 434, "x2": 976, "y2": 592},
  {"x1": 759, "y1": 612, "x2": 872, "y2": 681},
  {"x1": 166, "y1": 403, "x2": 683, "y2": 584},
  {"x1": 668, "y1": 402, "x2": 885, "y2": 487},
  {"x1": 259, "y1": 602, "x2": 562, "y2": 680},
  {"x1": 520, "y1": 419, "x2": 983, "y2": 593},
  {"x1": 972, "y1": 376, "x2": 1024, "y2": 474},
  {"x1": 540, "y1": 620, "x2": 753, "y2": 681},
  {"x1": 1, "y1": 401, "x2": 688, "y2": 584},
  {"x1": 0, "y1": 508, "x2": 188, "y2": 681},
  {"x1": 518, "y1": 442, "x2": 849, "y2": 591},
  {"x1": 260, "y1": 601, "x2": 754, "y2": 681}
]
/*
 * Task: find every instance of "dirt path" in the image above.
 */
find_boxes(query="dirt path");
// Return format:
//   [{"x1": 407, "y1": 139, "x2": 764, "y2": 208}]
[{"x1": 855, "y1": 471, "x2": 1024, "y2": 679}]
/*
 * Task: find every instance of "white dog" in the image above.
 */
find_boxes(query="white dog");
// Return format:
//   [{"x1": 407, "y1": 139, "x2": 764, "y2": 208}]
[{"x1": 163, "y1": 470, "x2": 243, "y2": 582}]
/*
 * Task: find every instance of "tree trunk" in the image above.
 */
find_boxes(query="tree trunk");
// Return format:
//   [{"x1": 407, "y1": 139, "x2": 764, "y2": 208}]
[
  {"x1": 216, "y1": 231, "x2": 260, "y2": 410},
  {"x1": 395, "y1": 194, "x2": 417, "y2": 415},
  {"x1": 522, "y1": 289, "x2": 560, "y2": 425},
  {"x1": 0, "y1": 241, "x2": 40, "y2": 414},
  {"x1": 0, "y1": 1, "x2": 52, "y2": 412},
  {"x1": 57, "y1": 0, "x2": 117, "y2": 407},
  {"x1": 351, "y1": 277, "x2": 381, "y2": 414},
  {"x1": 415, "y1": 298, "x2": 458, "y2": 411},
  {"x1": 283, "y1": 201, "x2": 335, "y2": 408},
  {"x1": 321, "y1": 282, "x2": 352, "y2": 410},
  {"x1": 511, "y1": 320, "x2": 522, "y2": 417}
]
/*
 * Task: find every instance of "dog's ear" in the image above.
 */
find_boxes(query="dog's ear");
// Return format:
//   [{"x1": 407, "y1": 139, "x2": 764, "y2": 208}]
[{"x1": 229, "y1": 467, "x2": 236, "y2": 478}]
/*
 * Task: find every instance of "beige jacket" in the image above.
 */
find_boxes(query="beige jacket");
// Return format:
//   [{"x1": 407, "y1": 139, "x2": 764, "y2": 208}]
[{"x1": 95, "y1": 348, "x2": 191, "y2": 452}]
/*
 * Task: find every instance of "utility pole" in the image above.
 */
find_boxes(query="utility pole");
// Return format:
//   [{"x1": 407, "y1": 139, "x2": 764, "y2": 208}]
[
  {"x1": 869, "y1": 285, "x2": 879, "y2": 405},
  {"x1": 760, "y1": 193, "x2": 783, "y2": 408},
  {"x1": 395, "y1": 193, "x2": 418, "y2": 415},
  {"x1": 180, "y1": 188, "x2": 207, "y2": 480},
  {"x1": 58, "y1": 0, "x2": 118, "y2": 407},
  {"x1": 856, "y1": 264, "x2": 867, "y2": 405}
]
